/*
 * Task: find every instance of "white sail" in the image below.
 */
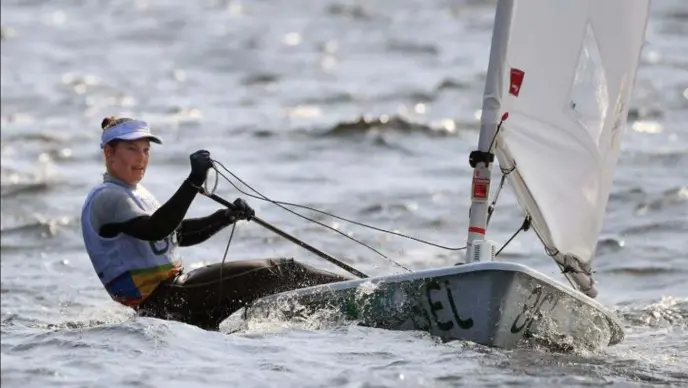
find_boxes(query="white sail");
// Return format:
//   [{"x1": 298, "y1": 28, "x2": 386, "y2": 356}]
[{"x1": 484, "y1": 0, "x2": 650, "y2": 297}]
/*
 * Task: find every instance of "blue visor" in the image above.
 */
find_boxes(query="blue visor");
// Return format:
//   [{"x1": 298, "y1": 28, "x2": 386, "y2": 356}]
[{"x1": 100, "y1": 120, "x2": 163, "y2": 149}]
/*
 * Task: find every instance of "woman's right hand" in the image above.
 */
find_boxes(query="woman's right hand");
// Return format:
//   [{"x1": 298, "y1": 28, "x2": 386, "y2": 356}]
[{"x1": 188, "y1": 149, "x2": 213, "y2": 186}]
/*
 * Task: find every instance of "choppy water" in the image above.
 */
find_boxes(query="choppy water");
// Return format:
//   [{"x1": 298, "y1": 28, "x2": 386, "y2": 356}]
[{"x1": 1, "y1": 0, "x2": 687, "y2": 387}]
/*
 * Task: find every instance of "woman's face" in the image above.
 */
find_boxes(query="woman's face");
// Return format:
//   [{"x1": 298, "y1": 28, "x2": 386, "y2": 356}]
[{"x1": 104, "y1": 138, "x2": 151, "y2": 185}]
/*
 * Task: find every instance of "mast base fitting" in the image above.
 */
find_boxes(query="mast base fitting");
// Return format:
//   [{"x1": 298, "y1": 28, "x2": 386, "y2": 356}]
[{"x1": 468, "y1": 239, "x2": 497, "y2": 263}]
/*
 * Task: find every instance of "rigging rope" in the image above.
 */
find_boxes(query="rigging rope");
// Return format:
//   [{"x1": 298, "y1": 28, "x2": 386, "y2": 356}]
[{"x1": 206, "y1": 111, "x2": 532, "y2": 276}]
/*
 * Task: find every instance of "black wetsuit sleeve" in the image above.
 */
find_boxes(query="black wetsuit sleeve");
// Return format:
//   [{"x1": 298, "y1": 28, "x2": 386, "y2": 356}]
[
  {"x1": 99, "y1": 179, "x2": 199, "y2": 240},
  {"x1": 175, "y1": 209, "x2": 233, "y2": 247}
]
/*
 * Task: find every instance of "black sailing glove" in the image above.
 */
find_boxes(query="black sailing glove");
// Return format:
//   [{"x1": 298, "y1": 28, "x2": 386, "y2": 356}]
[
  {"x1": 188, "y1": 149, "x2": 213, "y2": 187},
  {"x1": 226, "y1": 198, "x2": 255, "y2": 222}
]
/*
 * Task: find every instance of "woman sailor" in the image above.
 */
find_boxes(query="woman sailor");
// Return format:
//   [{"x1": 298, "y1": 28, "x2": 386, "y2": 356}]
[{"x1": 81, "y1": 116, "x2": 352, "y2": 330}]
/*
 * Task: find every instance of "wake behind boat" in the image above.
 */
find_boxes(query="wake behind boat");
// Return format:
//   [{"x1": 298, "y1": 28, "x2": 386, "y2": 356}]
[{"x1": 232, "y1": 0, "x2": 651, "y2": 350}]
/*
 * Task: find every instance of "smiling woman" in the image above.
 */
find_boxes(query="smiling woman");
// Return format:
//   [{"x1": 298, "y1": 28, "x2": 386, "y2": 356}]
[
  {"x1": 101, "y1": 117, "x2": 159, "y2": 185},
  {"x1": 79, "y1": 116, "x2": 353, "y2": 330}
]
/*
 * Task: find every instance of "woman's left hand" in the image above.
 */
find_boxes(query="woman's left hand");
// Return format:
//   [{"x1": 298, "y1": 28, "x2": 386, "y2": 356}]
[{"x1": 226, "y1": 198, "x2": 255, "y2": 222}]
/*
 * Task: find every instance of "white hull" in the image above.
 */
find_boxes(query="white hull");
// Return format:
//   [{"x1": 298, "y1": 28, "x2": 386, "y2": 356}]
[{"x1": 243, "y1": 262, "x2": 624, "y2": 350}]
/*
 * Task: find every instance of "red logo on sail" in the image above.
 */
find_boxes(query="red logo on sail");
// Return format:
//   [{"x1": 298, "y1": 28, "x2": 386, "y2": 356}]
[{"x1": 509, "y1": 68, "x2": 525, "y2": 97}]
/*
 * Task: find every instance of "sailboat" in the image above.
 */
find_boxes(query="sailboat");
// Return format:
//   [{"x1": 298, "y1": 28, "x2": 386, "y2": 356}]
[{"x1": 239, "y1": 0, "x2": 651, "y2": 350}]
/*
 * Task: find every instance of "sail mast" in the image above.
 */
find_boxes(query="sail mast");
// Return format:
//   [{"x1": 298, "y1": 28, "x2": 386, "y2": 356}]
[{"x1": 466, "y1": 0, "x2": 514, "y2": 262}]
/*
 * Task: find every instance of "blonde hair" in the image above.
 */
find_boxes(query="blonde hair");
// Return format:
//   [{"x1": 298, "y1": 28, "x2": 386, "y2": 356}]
[{"x1": 101, "y1": 116, "x2": 133, "y2": 131}]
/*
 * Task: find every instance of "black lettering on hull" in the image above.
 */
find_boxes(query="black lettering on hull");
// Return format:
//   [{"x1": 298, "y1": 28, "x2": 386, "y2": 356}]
[
  {"x1": 510, "y1": 285, "x2": 560, "y2": 334},
  {"x1": 444, "y1": 280, "x2": 474, "y2": 329},
  {"x1": 425, "y1": 279, "x2": 474, "y2": 331}
]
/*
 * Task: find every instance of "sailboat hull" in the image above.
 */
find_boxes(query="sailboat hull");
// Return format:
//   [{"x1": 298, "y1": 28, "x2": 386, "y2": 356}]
[{"x1": 243, "y1": 262, "x2": 624, "y2": 350}]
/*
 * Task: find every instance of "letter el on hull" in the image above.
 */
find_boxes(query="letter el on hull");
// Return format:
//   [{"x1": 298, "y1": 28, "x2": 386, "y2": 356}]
[{"x1": 424, "y1": 279, "x2": 474, "y2": 332}]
